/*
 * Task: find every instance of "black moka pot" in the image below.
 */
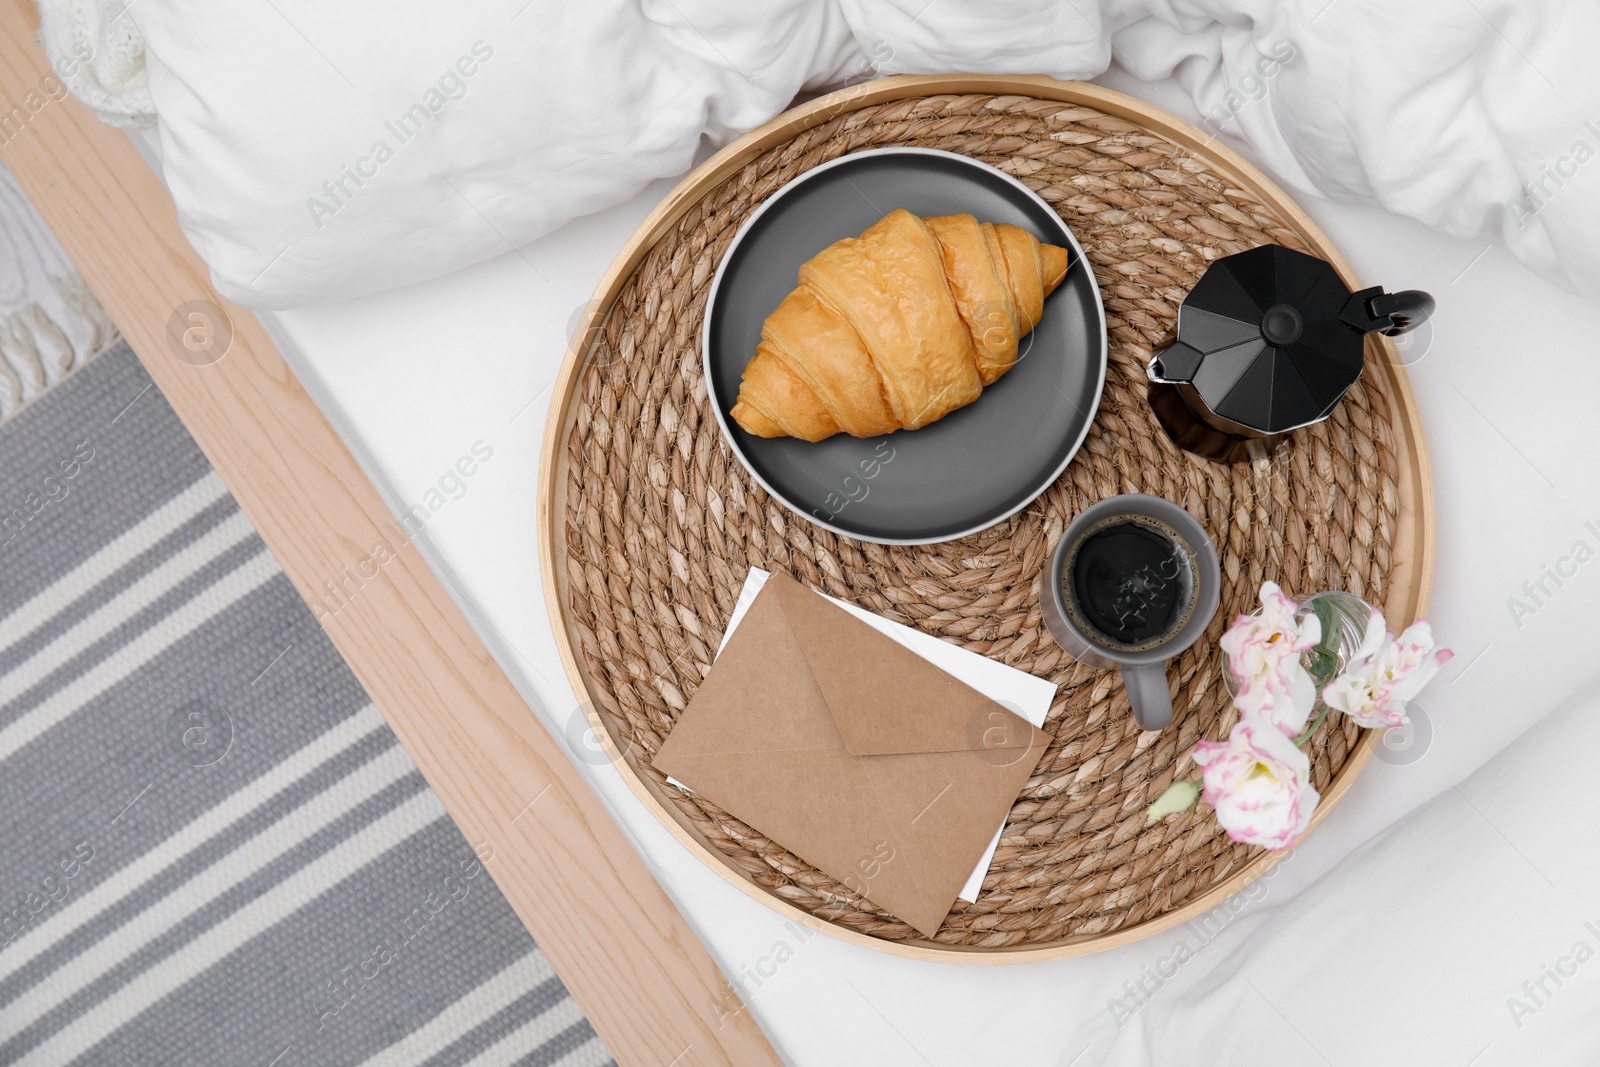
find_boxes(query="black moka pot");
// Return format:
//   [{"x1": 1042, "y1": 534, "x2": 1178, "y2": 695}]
[{"x1": 1146, "y1": 245, "x2": 1434, "y2": 463}]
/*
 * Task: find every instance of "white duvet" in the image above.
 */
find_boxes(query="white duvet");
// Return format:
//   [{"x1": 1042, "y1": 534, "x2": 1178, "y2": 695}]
[
  {"x1": 35, "y1": 0, "x2": 1600, "y2": 308},
  {"x1": 1076, "y1": 670, "x2": 1600, "y2": 1067}
]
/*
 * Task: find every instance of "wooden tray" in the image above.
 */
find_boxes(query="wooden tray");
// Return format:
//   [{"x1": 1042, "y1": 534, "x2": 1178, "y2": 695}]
[{"x1": 538, "y1": 75, "x2": 1433, "y2": 962}]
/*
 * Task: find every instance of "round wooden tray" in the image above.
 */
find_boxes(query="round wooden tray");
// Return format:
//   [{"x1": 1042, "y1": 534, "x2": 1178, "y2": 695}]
[{"x1": 538, "y1": 75, "x2": 1433, "y2": 962}]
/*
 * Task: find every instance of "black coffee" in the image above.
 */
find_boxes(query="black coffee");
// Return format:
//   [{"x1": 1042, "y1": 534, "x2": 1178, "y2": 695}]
[{"x1": 1062, "y1": 514, "x2": 1198, "y2": 651}]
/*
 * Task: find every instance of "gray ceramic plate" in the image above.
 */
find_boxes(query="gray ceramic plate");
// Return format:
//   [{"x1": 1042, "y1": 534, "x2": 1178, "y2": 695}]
[{"x1": 702, "y1": 147, "x2": 1107, "y2": 544}]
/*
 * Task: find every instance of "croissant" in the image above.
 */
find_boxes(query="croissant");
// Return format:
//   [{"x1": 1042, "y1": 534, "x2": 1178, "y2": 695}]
[{"x1": 729, "y1": 209, "x2": 1071, "y2": 441}]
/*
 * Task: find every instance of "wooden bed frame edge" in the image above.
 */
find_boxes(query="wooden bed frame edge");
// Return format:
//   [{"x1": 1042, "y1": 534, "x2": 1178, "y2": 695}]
[{"x1": 0, "y1": 8, "x2": 780, "y2": 1064}]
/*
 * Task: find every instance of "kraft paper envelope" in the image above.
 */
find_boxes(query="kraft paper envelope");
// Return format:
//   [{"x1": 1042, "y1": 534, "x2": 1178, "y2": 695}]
[
  {"x1": 653, "y1": 571, "x2": 1051, "y2": 938},
  {"x1": 700, "y1": 566, "x2": 1055, "y2": 904}
]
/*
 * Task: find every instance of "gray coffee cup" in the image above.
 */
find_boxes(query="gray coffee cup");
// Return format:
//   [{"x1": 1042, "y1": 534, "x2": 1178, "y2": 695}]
[{"x1": 1037, "y1": 494, "x2": 1221, "y2": 731}]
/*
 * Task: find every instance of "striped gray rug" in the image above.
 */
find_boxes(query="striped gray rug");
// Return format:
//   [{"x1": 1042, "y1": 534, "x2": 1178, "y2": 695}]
[{"x1": 0, "y1": 341, "x2": 615, "y2": 1067}]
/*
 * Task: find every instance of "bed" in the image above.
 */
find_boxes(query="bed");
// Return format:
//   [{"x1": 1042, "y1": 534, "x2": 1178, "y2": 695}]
[
  {"x1": 12, "y1": 2, "x2": 1600, "y2": 1061},
  {"x1": 256, "y1": 67, "x2": 1600, "y2": 1066}
]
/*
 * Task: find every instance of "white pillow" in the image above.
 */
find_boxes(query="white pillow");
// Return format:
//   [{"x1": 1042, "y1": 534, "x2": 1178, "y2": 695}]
[
  {"x1": 111, "y1": 0, "x2": 1101, "y2": 308},
  {"x1": 42, "y1": 0, "x2": 1600, "y2": 307}
]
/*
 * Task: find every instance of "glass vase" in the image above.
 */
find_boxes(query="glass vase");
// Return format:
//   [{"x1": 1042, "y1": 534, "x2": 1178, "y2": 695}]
[{"x1": 1222, "y1": 590, "x2": 1375, "y2": 714}]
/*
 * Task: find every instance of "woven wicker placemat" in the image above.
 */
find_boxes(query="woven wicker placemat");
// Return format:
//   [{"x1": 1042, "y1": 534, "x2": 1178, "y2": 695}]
[{"x1": 556, "y1": 88, "x2": 1406, "y2": 950}]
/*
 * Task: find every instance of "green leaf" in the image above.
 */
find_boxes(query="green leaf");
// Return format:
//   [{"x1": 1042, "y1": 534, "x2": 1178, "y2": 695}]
[{"x1": 1147, "y1": 779, "x2": 1202, "y2": 821}]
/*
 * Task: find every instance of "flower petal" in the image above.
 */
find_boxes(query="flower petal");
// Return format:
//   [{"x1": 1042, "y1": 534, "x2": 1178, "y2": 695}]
[{"x1": 1352, "y1": 608, "x2": 1387, "y2": 665}]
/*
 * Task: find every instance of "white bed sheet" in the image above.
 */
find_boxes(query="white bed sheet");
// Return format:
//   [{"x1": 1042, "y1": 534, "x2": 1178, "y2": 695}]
[
  {"x1": 229, "y1": 71, "x2": 1600, "y2": 1065},
  {"x1": 1082, "y1": 667, "x2": 1600, "y2": 1067}
]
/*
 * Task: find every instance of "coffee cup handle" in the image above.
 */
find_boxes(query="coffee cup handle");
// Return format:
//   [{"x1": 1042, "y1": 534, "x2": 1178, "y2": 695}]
[{"x1": 1122, "y1": 663, "x2": 1174, "y2": 731}]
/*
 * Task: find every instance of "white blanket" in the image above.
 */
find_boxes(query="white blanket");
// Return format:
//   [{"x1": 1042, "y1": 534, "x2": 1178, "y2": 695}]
[
  {"x1": 1073, "y1": 670, "x2": 1600, "y2": 1067},
  {"x1": 35, "y1": 0, "x2": 1600, "y2": 307}
]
